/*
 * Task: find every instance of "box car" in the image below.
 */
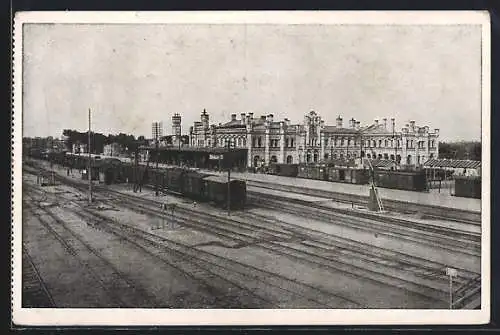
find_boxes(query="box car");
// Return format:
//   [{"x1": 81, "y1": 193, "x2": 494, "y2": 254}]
[
  {"x1": 202, "y1": 175, "x2": 246, "y2": 209},
  {"x1": 274, "y1": 164, "x2": 299, "y2": 177},
  {"x1": 454, "y1": 176, "x2": 481, "y2": 199},
  {"x1": 163, "y1": 168, "x2": 185, "y2": 193},
  {"x1": 374, "y1": 170, "x2": 427, "y2": 192},
  {"x1": 182, "y1": 171, "x2": 210, "y2": 199}
]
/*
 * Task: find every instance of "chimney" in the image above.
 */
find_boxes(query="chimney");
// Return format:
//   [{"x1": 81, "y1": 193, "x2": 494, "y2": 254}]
[
  {"x1": 260, "y1": 115, "x2": 266, "y2": 120},
  {"x1": 434, "y1": 128, "x2": 440, "y2": 135},
  {"x1": 336, "y1": 116, "x2": 343, "y2": 128},
  {"x1": 284, "y1": 118, "x2": 290, "y2": 126},
  {"x1": 231, "y1": 114, "x2": 237, "y2": 121},
  {"x1": 374, "y1": 119, "x2": 379, "y2": 126},
  {"x1": 349, "y1": 118, "x2": 356, "y2": 129},
  {"x1": 241, "y1": 113, "x2": 246, "y2": 125},
  {"x1": 391, "y1": 118, "x2": 395, "y2": 133},
  {"x1": 410, "y1": 120, "x2": 415, "y2": 131},
  {"x1": 383, "y1": 118, "x2": 387, "y2": 130},
  {"x1": 355, "y1": 121, "x2": 361, "y2": 130},
  {"x1": 249, "y1": 112, "x2": 254, "y2": 120},
  {"x1": 267, "y1": 114, "x2": 274, "y2": 123}
]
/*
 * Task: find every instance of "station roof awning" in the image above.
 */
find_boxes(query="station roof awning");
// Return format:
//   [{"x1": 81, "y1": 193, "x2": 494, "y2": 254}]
[{"x1": 423, "y1": 159, "x2": 481, "y2": 169}]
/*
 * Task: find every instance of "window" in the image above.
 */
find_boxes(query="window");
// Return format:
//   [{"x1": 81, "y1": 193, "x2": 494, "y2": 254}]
[
  {"x1": 291, "y1": 138, "x2": 294, "y2": 147},
  {"x1": 286, "y1": 138, "x2": 289, "y2": 147},
  {"x1": 258, "y1": 137, "x2": 262, "y2": 147},
  {"x1": 243, "y1": 138, "x2": 246, "y2": 146},
  {"x1": 252, "y1": 138, "x2": 256, "y2": 147},
  {"x1": 384, "y1": 140, "x2": 388, "y2": 147},
  {"x1": 325, "y1": 138, "x2": 328, "y2": 147},
  {"x1": 341, "y1": 138, "x2": 345, "y2": 146},
  {"x1": 384, "y1": 153, "x2": 389, "y2": 160},
  {"x1": 286, "y1": 155, "x2": 293, "y2": 164},
  {"x1": 347, "y1": 139, "x2": 351, "y2": 146},
  {"x1": 379, "y1": 140, "x2": 382, "y2": 147}
]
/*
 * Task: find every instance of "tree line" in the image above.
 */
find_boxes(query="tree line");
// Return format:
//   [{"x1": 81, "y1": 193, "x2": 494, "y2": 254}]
[
  {"x1": 438, "y1": 141, "x2": 481, "y2": 161},
  {"x1": 62, "y1": 129, "x2": 147, "y2": 154},
  {"x1": 62, "y1": 129, "x2": 190, "y2": 154}
]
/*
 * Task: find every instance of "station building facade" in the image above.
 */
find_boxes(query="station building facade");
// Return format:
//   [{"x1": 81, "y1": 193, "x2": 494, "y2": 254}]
[{"x1": 189, "y1": 110, "x2": 439, "y2": 168}]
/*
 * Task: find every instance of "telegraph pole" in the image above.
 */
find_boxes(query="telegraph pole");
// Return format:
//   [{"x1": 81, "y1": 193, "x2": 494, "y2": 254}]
[
  {"x1": 155, "y1": 123, "x2": 159, "y2": 196},
  {"x1": 88, "y1": 108, "x2": 92, "y2": 205},
  {"x1": 227, "y1": 139, "x2": 231, "y2": 216}
]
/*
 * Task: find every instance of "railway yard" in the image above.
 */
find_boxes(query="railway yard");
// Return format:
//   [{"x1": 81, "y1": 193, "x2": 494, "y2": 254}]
[{"x1": 21, "y1": 158, "x2": 482, "y2": 309}]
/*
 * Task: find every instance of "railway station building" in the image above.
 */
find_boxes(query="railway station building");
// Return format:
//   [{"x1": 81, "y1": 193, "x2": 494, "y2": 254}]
[{"x1": 189, "y1": 110, "x2": 439, "y2": 168}]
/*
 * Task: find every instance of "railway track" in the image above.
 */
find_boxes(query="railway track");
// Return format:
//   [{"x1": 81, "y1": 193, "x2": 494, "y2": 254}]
[
  {"x1": 248, "y1": 193, "x2": 480, "y2": 257},
  {"x1": 22, "y1": 245, "x2": 56, "y2": 308},
  {"x1": 99, "y1": 187, "x2": 472, "y2": 305},
  {"x1": 24, "y1": 175, "x2": 356, "y2": 308},
  {"x1": 246, "y1": 180, "x2": 481, "y2": 224},
  {"x1": 68, "y1": 206, "x2": 362, "y2": 308},
  {"x1": 23, "y1": 164, "x2": 480, "y2": 307},
  {"x1": 23, "y1": 192, "x2": 162, "y2": 308}
]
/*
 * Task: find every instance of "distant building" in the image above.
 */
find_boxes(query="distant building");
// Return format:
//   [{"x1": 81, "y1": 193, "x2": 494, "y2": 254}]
[
  {"x1": 103, "y1": 142, "x2": 125, "y2": 157},
  {"x1": 151, "y1": 121, "x2": 163, "y2": 141},
  {"x1": 189, "y1": 110, "x2": 439, "y2": 168}
]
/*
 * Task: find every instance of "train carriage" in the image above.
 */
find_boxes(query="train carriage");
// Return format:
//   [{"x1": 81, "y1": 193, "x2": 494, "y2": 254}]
[
  {"x1": 202, "y1": 175, "x2": 246, "y2": 209},
  {"x1": 182, "y1": 171, "x2": 210, "y2": 199}
]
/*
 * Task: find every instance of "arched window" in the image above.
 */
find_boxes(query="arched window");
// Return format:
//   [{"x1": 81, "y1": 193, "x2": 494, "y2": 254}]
[
  {"x1": 407, "y1": 155, "x2": 412, "y2": 165},
  {"x1": 378, "y1": 154, "x2": 383, "y2": 159},
  {"x1": 306, "y1": 153, "x2": 311, "y2": 163},
  {"x1": 286, "y1": 138, "x2": 289, "y2": 147},
  {"x1": 384, "y1": 140, "x2": 388, "y2": 147},
  {"x1": 258, "y1": 137, "x2": 262, "y2": 147},
  {"x1": 286, "y1": 155, "x2": 293, "y2": 164},
  {"x1": 379, "y1": 140, "x2": 383, "y2": 147},
  {"x1": 367, "y1": 154, "x2": 371, "y2": 159},
  {"x1": 243, "y1": 138, "x2": 246, "y2": 146},
  {"x1": 271, "y1": 155, "x2": 277, "y2": 163},
  {"x1": 390, "y1": 154, "x2": 395, "y2": 161},
  {"x1": 313, "y1": 152, "x2": 318, "y2": 162}
]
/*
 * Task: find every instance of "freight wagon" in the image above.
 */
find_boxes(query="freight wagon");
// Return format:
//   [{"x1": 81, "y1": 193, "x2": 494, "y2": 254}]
[
  {"x1": 202, "y1": 175, "x2": 246, "y2": 209},
  {"x1": 297, "y1": 164, "x2": 328, "y2": 181},
  {"x1": 326, "y1": 166, "x2": 369, "y2": 185},
  {"x1": 374, "y1": 170, "x2": 427, "y2": 192},
  {"x1": 454, "y1": 176, "x2": 481, "y2": 199},
  {"x1": 268, "y1": 163, "x2": 299, "y2": 177}
]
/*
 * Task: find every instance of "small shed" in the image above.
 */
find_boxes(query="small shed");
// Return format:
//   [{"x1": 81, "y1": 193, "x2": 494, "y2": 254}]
[{"x1": 423, "y1": 159, "x2": 481, "y2": 179}]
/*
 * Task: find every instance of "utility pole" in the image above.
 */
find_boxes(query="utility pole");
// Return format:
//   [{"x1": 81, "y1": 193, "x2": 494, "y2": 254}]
[
  {"x1": 227, "y1": 139, "x2": 231, "y2": 216},
  {"x1": 88, "y1": 108, "x2": 92, "y2": 205},
  {"x1": 155, "y1": 123, "x2": 159, "y2": 196}
]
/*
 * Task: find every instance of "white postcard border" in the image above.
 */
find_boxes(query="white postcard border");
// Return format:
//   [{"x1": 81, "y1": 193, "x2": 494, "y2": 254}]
[{"x1": 12, "y1": 10, "x2": 491, "y2": 326}]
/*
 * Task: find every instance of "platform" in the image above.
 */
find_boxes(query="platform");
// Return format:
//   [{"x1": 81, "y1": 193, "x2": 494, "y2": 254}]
[{"x1": 218, "y1": 171, "x2": 482, "y2": 213}]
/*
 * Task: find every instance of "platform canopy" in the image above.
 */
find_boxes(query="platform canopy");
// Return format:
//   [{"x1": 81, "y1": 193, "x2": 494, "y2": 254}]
[
  {"x1": 423, "y1": 159, "x2": 481, "y2": 169},
  {"x1": 424, "y1": 159, "x2": 481, "y2": 169}
]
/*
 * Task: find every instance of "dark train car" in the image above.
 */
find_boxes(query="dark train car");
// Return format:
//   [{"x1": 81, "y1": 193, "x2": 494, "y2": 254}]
[
  {"x1": 454, "y1": 176, "x2": 481, "y2": 199},
  {"x1": 163, "y1": 168, "x2": 185, "y2": 193},
  {"x1": 374, "y1": 170, "x2": 427, "y2": 192},
  {"x1": 297, "y1": 164, "x2": 327, "y2": 180},
  {"x1": 100, "y1": 158, "x2": 125, "y2": 185},
  {"x1": 202, "y1": 175, "x2": 246, "y2": 209},
  {"x1": 326, "y1": 166, "x2": 369, "y2": 184},
  {"x1": 271, "y1": 163, "x2": 299, "y2": 177},
  {"x1": 182, "y1": 171, "x2": 210, "y2": 199}
]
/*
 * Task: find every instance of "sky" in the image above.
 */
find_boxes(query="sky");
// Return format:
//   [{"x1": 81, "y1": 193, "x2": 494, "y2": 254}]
[{"x1": 22, "y1": 23, "x2": 482, "y2": 141}]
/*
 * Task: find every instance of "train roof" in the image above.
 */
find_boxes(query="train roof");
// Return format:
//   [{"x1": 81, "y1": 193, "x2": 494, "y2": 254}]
[{"x1": 202, "y1": 175, "x2": 244, "y2": 183}]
